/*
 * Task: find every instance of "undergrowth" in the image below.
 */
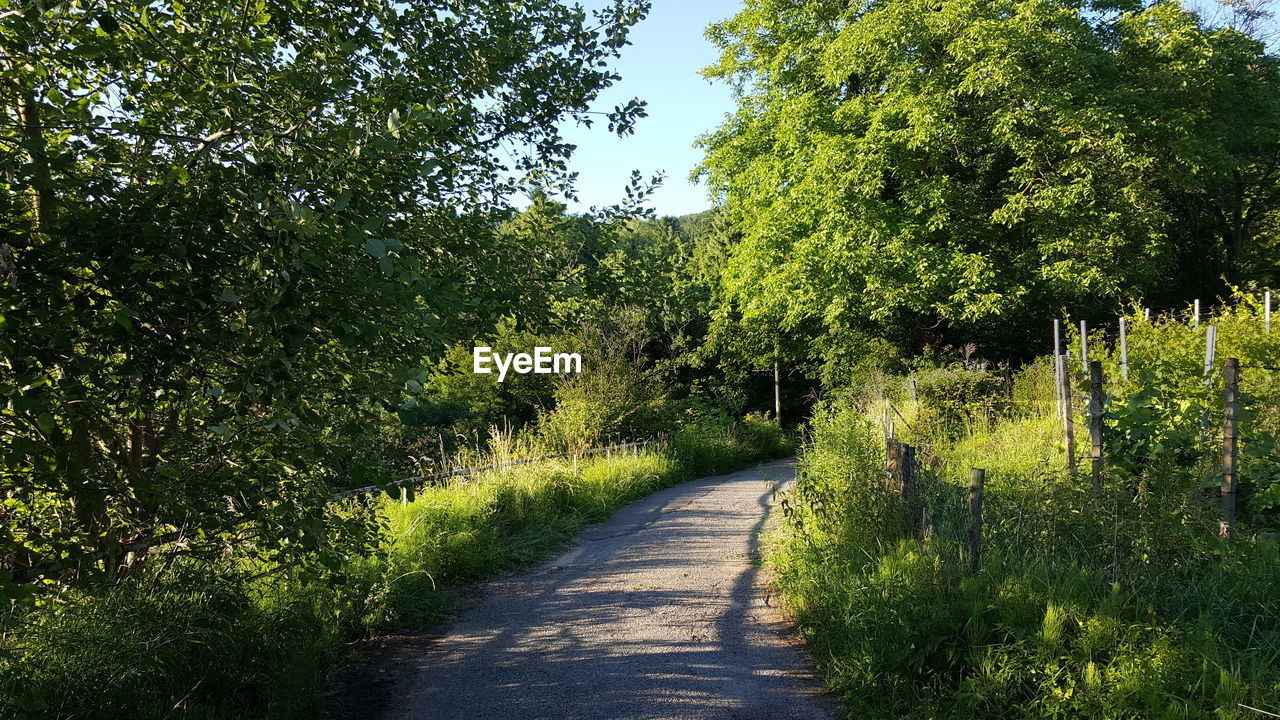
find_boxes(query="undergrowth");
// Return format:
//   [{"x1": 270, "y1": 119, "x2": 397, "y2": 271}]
[
  {"x1": 770, "y1": 300, "x2": 1280, "y2": 719},
  {"x1": 0, "y1": 417, "x2": 792, "y2": 719}
]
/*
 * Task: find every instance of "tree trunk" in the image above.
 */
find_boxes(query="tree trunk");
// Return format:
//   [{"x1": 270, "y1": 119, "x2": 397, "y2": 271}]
[{"x1": 17, "y1": 89, "x2": 56, "y2": 231}]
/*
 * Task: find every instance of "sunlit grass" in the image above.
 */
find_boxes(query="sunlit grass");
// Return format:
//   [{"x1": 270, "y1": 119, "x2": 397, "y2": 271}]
[
  {"x1": 366, "y1": 450, "x2": 681, "y2": 627},
  {"x1": 770, "y1": 354, "x2": 1280, "y2": 719},
  {"x1": 0, "y1": 421, "x2": 792, "y2": 720}
]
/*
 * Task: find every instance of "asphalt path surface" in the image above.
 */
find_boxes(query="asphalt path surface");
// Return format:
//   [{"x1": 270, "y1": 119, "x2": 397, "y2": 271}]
[{"x1": 386, "y1": 457, "x2": 838, "y2": 720}]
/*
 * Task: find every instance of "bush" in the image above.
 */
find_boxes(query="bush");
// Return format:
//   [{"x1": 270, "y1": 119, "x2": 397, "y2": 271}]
[
  {"x1": 1070, "y1": 295, "x2": 1280, "y2": 513},
  {"x1": 771, "y1": 364, "x2": 1280, "y2": 719},
  {"x1": 0, "y1": 567, "x2": 346, "y2": 720},
  {"x1": 537, "y1": 356, "x2": 672, "y2": 450},
  {"x1": 911, "y1": 365, "x2": 1005, "y2": 438},
  {"x1": 0, "y1": 416, "x2": 790, "y2": 720},
  {"x1": 669, "y1": 413, "x2": 792, "y2": 477}
]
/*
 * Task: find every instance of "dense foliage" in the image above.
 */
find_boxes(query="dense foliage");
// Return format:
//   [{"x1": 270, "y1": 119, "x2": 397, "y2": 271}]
[
  {"x1": 0, "y1": 422, "x2": 792, "y2": 719},
  {"x1": 0, "y1": 0, "x2": 651, "y2": 584},
  {"x1": 699, "y1": 0, "x2": 1280, "y2": 361},
  {"x1": 1, "y1": 7, "x2": 806, "y2": 718},
  {"x1": 5, "y1": 0, "x2": 1279, "y2": 718},
  {"x1": 770, "y1": 299, "x2": 1280, "y2": 718}
]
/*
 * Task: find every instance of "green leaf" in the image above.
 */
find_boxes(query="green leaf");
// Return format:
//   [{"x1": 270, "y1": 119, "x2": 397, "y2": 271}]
[
  {"x1": 365, "y1": 237, "x2": 387, "y2": 258},
  {"x1": 35, "y1": 413, "x2": 56, "y2": 435}
]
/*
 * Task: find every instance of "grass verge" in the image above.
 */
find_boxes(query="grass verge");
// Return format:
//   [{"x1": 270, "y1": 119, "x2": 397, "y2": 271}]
[
  {"x1": 768, "y1": 397, "x2": 1280, "y2": 719},
  {"x1": 0, "y1": 418, "x2": 792, "y2": 720}
]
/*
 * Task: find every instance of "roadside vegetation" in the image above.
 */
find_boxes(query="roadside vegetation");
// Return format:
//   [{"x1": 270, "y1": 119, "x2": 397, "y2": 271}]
[
  {"x1": 1, "y1": 416, "x2": 790, "y2": 719},
  {"x1": 769, "y1": 299, "x2": 1280, "y2": 718},
  {"x1": 7, "y1": 0, "x2": 1280, "y2": 718},
  {"x1": 1, "y1": 2, "x2": 801, "y2": 718}
]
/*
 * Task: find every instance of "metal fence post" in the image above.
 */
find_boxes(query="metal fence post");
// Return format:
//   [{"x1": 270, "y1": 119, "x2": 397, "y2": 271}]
[
  {"x1": 1080, "y1": 320, "x2": 1089, "y2": 367},
  {"x1": 1053, "y1": 319, "x2": 1063, "y2": 418},
  {"x1": 1058, "y1": 354, "x2": 1076, "y2": 476},
  {"x1": 1202, "y1": 325, "x2": 1218, "y2": 433},
  {"x1": 1119, "y1": 316, "x2": 1128, "y2": 379},
  {"x1": 1266, "y1": 290, "x2": 1272, "y2": 333}
]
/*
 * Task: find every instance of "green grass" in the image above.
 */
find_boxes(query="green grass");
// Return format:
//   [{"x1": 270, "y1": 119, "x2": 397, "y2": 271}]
[
  {"x1": 365, "y1": 451, "x2": 685, "y2": 628},
  {"x1": 770, "y1": 387, "x2": 1280, "y2": 719},
  {"x1": 0, "y1": 419, "x2": 793, "y2": 720}
]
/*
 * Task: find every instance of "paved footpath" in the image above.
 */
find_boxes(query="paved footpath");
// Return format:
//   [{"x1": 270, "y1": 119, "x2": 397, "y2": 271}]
[{"x1": 386, "y1": 458, "x2": 838, "y2": 720}]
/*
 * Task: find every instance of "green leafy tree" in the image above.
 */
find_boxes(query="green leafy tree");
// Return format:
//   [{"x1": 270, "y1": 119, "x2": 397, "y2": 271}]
[
  {"x1": 698, "y1": 0, "x2": 1280, "y2": 361},
  {"x1": 0, "y1": 0, "x2": 649, "y2": 581}
]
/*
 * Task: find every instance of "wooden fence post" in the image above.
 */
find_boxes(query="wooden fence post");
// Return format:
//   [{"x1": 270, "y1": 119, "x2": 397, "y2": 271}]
[
  {"x1": 886, "y1": 438, "x2": 900, "y2": 490},
  {"x1": 1088, "y1": 361, "x2": 1104, "y2": 493},
  {"x1": 1266, "y1": 290, "x2": 1272, "y2": 333},
  {"x1": 1221, "y1": 358, "x2": 1239, "y2": 539},
  {"x1": 1194, "y1": 298, "x2": 1201, "y2": 327},
  {"x1": 1058, "y1": 354, "x2": 1076, "y2": 476},
  {"x1": 900, "y1": 443, "x2": 916, "y2": 537},
  {"x1": 965, "y1": 468, "x2": 985, "y2": 574}
]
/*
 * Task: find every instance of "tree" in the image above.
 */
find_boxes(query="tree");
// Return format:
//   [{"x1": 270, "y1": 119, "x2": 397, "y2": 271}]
[
  {"x1": 698, "y1": 0, "x2": 1280, "y2": 362},
  {"x1": 0, "y1": 0, "x2": 649, "y2": 582}
]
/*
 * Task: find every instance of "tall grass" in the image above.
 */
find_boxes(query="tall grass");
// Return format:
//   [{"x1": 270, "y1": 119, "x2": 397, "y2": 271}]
[
  {"x1": 0, "y1": 418, "x2": 793, "y2": 720},
  {"x1": 770, "y1": 300, "x2": 1280, "y2": 719}
]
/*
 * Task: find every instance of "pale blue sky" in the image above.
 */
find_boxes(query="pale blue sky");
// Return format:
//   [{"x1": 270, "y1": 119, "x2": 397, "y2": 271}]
[{"x1": 557, "y1": 0, "x2": 743, "y2": 218}]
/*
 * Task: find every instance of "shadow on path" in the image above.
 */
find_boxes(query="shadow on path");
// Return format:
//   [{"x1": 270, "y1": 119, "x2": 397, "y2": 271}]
[{"x1": 343, "y1": 459, "x2": 837, "y2": 720}]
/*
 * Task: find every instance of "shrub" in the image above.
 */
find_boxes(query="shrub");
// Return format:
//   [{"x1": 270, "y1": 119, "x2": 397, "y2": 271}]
[
  {"x1": 1, "y1": 415, "x2": 790, "y2": 720},
  {"x1": 771, "y1": 356, "x2": 1280, "y2": 719},
  {"x1": 911, "y1": 365, "x2": 1005, "y2": 438},
  {"x1": 537, "y1": 356, "x2": 671, "y2": 450}
]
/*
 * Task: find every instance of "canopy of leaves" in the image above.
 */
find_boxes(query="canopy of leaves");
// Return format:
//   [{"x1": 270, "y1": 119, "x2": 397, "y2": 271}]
[
  {"x1": 0, "y1": 0, "x2": 649, "y2": 581},
  {"x1": 698, "y1": 0, "x2": 1280, "y2": 361}
]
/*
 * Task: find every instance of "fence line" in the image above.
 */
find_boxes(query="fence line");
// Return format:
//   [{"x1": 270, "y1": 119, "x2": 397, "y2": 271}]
[
  {"x1": 7, "y1": 438, "x2": 663, "y2": 584},
  {"x1": 905, "y1": 294, "x2": 1275, "y2": 572},
  {"x1": 881, "y1": 296, "x2": 1276, "y2": 571}
]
